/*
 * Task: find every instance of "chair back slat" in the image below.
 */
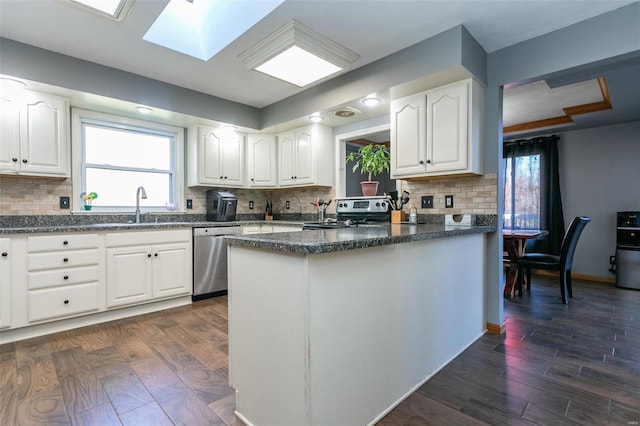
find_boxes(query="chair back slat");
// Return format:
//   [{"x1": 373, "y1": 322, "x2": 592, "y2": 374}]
[{"x1": 560, "y1": 216, "x2": 591, "y2": 269}]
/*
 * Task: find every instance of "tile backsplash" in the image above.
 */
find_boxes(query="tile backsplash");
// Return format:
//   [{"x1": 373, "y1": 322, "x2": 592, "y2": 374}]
[{"x1": 1, "y1": 174, "x2": 496, "y2": 217}]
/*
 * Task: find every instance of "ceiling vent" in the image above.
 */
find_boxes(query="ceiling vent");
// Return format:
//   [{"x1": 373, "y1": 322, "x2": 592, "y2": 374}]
[{"x1": 332, "y1": 106, "x2": 361, "y2": 118}]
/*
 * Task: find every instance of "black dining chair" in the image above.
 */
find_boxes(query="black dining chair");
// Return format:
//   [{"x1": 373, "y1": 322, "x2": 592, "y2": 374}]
[{"x1": 516, "y1": 216, "x2": 591, "y2": 304}]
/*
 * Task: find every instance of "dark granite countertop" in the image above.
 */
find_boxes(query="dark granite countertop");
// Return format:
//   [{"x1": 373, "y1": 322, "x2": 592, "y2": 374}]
[
  {"x1": 225, "y1": 223, "x2": 496, "y2": 255},
  {"x1": 0, "y1": 220, "x2": 304, "y2": 235}
]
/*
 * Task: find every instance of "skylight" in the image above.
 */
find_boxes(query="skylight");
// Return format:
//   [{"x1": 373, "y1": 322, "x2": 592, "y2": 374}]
[
  {"x1": 143, "y1": 0, "x2": 285, "y2": 61},
  {"x1": 67, "y1": 0, "x2": 134, "y2": 20}
]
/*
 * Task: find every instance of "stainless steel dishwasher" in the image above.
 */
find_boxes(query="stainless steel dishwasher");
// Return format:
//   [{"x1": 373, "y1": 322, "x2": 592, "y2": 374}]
[{"x1": 193, "y1": 226, "x2": 242, "y2": 301}]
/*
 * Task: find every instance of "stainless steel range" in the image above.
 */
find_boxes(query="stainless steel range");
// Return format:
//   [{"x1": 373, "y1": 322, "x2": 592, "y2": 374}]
[
  {"x1": 303, "y1": 196, "x2": 390, "y2": 230},
  {"x1": 336, "y1": 196, "x2": 390, "y2": 222}
]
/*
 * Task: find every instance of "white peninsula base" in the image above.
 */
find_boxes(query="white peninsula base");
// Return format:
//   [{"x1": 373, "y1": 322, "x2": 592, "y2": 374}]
[{"x1": 228, "y1": 233, "x2": 487, "y2": 426}]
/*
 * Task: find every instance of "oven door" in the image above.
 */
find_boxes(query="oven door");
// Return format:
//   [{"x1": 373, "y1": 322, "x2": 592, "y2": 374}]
[{"x1": 616, "y1": 246, "x2": 640, "y2": 289}]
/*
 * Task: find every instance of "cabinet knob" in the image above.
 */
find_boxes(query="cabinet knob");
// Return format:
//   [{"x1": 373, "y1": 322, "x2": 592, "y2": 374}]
[
  {"x1": 63, "y1": 257, "x2": 69, "y2": 262},
  {"x1": 22, "y1": 159, "x2": 28, "y2": 163},
  {"x1": 63, "y1": 240, "x2": 69, "y2": 245},
  {"x1": 220, "y1": 176, "x2": 224, "y2": 179},
  {"x1": 63, "y1": 275, "x2": 69, "y2": 280},
  {"x1": 419, "y1": 160, "x2": 424, "y2": 164},
  {"x1": 426, "y1": 159, "x2": 431, "y2": 164},
  {"x1": 12, "y1": 158, "x2": 18, "y2": 162},
  {"x1": 251, "y1": 178, "x2": 254, "y2": 181},
  {"x1": 147, "y1": 253, "x2": 152, "y2": 258},
  {"x1": 1, "y1": 252, "x2": 7, "y2": 257},
  {"x1": 63, "y1": 299, "x2": 69, "y2": 304},
  {"x1": 224, "y1": 176, "x2": 228, "y2": 179},
  {"x1": 154, "y1": 253, "x2": 158, "y2": 257}
]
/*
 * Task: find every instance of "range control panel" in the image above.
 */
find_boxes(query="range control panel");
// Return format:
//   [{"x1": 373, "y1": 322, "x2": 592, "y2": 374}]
[{"x1": 335, "y1": 196, "x2": 389, "y2": 214}]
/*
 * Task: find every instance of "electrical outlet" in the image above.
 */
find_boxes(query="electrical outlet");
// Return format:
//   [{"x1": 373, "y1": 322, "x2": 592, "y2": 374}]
[
  {"x1": 445, "y1": 195, "x2": 454, "y2": 208},
  {"x1": 286, "y1": 200, "x2": 290, "y2": 210},
  {"x1": 186, "y1": 199, "x2": 193, "y2": 209},
  {"x1": 610, "y1": 255, "x2": 616, "y2": 265},
  {"x1": 249, "y1": 201, "x2": 254, "y2": 210},
  {"x1": 421, "y1": 195, "x2": 433, "y2": 209},
  {"x1": 60, "y1": 196, "x2": 70, "y2": 209}
]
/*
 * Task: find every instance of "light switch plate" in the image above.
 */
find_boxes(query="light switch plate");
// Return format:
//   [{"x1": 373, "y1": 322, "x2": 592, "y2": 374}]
[
  {"x1": 60, "y1": 196, "x2": 70, "y2": 209},
  {"x1": 445, "y1": 195, "x2": 454, "y2": 208}
]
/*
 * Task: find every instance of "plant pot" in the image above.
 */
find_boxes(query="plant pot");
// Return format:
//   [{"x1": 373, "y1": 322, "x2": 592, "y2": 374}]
[
  {"x1": 84, "y1": 205, "x2": 92, "y2": 211},
  {"x1": 360, "y1": 181, "x2": 379, "y2": 196}
]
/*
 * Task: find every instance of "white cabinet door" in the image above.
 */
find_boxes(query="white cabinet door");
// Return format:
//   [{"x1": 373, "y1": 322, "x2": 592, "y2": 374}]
[
  {"x1": 21, "y1": 93, "x2": 69, "y2": 176},
  {"x1": 425, "y1": 80, "x2": 469, "y2": 173},
  {"x1": 199, "y1": 128, "x2": 223, "y2": 185},
  {"x1": 0, "y1": 91, "x2": 69, "y2": 177},
  {"x1": 220, "y1": 131, "x2": 244, "y2": 186},
  {"x1": 0, "y1": 97, "x2": 21, "y2": 173},
  {"x1": 391, "y1": 92, "x2": 428, "y2": 177},
  {"x1": 278, "y1": 130, "x2": 296, "y2": 186},
  {"x1": 0, "y1": 239, "x2": 11, "y2": 329},
  {"x1": 106, "y1": 245, "x2": 153, "y2": 308},
  {"x1": 247, "y1": 134, "x2": 277, "y2": 187},
  {"x1": 152, "y1": 242, "x2": 191, "y2": 299},
  {"x1": 294, "y1": 127, "x2": 314, "y2": 185}
]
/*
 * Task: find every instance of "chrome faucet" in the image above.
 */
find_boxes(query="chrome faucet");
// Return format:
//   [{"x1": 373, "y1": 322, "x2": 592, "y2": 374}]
[{"x1": 135, "y1": 186, "x2": 147, "y2": 223}]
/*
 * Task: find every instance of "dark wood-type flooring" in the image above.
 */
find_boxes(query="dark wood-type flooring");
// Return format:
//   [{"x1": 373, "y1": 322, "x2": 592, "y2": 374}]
[{"x1": 1, "y1": 275, "x2": 639, "y2": 425}]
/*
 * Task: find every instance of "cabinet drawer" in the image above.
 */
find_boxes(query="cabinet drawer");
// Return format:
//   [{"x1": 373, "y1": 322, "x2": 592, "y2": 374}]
[
  {"x1": 28, "y1": 234, "x2": 99, "y2": 252},
  {"x1": 28, "y1": 265, "x2": 99, "y2": 290},
  {"x1": 28, "y1": 249, "x2": 99, "y2": 271},
  {"x1": 28, "y1": 282, "x2": 99, "y2": 323},
  {"x1": 106, "y1": 229, "x2": 190, "y2": 247}
]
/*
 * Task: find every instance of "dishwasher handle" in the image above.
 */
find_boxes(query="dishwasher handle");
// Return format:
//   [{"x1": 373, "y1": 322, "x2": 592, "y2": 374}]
[{"x1": 193, "y1": 226, "x2": 242, "y2": 237}]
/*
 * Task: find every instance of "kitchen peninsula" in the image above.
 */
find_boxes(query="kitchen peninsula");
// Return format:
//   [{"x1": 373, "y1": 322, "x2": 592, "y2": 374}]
[{"x1": 226, "y1": 223, "x2": 494, "y2": 426}]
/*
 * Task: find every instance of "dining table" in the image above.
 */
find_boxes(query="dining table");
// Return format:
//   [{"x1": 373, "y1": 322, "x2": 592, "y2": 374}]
[{"x1": 503, "y1": 229, "x2": 546, "y2": 298}]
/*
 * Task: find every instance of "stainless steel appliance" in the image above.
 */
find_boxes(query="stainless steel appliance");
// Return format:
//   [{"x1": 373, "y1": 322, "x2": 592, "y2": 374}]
[
  {"x1": 616, "y1": 211, "x2": 640, "y2": 289},
  {"x1": 206, "y1": 190, "x2": 237, "y2": 222},
  {"x1": 303, "y1": 196, "x2": 390, "y2": 230},
  {"x1": 336, "y1": 196, "x2": 390, "y2": 222},
  {"x1": 193, "y1": 226, "x2": 242, "y2": 300}
]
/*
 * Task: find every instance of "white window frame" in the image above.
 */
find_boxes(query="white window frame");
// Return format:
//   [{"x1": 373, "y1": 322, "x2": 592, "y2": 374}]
[{"x1": 71, "y1": 108, "x2": 185, "y2": 214}]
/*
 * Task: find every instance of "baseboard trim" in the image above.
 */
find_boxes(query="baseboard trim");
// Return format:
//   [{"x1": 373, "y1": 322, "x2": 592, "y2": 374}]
[
  {"x1": 486, "y1": 321, "x2": 506, "y2": 335},
  {"x1": 533, "y1": 270, "x2": 615, "y2": 284}
]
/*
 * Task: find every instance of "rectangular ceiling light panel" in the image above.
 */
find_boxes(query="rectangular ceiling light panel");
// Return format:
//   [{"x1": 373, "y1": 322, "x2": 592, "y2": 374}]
[
  {"x1": 143, "y1": 0, "x2": 285, "y2": 61},
  {"x1": 239, "y1": 20, "x2": 360, "y2": 87},
  {"x1": 255, "y1": 46, "x2": 343, "y2": 87}
]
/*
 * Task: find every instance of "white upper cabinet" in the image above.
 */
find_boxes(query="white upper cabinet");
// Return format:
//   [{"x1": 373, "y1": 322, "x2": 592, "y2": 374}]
[
  {"x1": 247, "y1": 134, "x2": 277, "y2": 187},
  {"x1": 187, "y1": 125, "x2": 245, "y2": 187},
  {"x1": 0, "y1": 90, "x2": 69, "y2": 177},
  {"x1": 391, "y1": 78, "x2": 483, "y2": 179},
  {"x1": 390, "y1": 92, "x2": 428, "y2": 176},
  {"x1": 278, "y1": 124, "x2": 333, "y2": 187}
]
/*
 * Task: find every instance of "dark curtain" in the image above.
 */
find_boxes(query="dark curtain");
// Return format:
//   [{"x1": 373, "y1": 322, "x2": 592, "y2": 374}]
[{"x1": 504, "y1": 135, "x2": 565, "y2": 255}]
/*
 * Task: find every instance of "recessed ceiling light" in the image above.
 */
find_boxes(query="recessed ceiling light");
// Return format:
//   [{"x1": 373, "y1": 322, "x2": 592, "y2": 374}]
[
  {"x1": 308, "y1": 114, "x2": 324, "y2": 123},
  {"x1": 239, "y1": 20, "x2": 359, "y2": 87},
  {"x1": 144, "y1": 0, "x2": 284, "y2": 61},
  {"x1": 136, "y1": 106, "x2": 152, "y2": 114},
  {"x1": 362, "y1": 97, "x2": 381, "y2": 107},
  {"x1": 66, "y1": 0, "x2": 135, "y2": 21}
]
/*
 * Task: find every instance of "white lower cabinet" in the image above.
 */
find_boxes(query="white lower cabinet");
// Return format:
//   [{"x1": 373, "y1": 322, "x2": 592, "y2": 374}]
[
  {"x1": 0, "y1": 238, "x2": 11, "y2": 329},
  {"x1": 26, "y1": 233, "x2": 100, "y2": 323},
  {"x1": 106, "y1": 230, "x2": 191, "y2": 308}
]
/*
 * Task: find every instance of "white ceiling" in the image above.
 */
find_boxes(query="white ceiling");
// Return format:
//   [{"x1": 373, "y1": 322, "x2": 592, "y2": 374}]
[{"x1": 1, "y1": 0, "x2": 635, "y2": 110}]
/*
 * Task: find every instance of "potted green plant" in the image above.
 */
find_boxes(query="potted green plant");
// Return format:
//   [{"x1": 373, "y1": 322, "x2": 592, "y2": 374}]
[{"x1": 345, "y1": 143, "x2": 390, "y2": 196}]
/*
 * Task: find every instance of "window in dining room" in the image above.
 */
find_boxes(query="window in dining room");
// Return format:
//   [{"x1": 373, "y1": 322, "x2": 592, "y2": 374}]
[
  {"x1": 504, "y1": 154, "x2": 541, "y2": 229},
  {"x1": 503, "y1": 135, "x2": 565, "y2": 254}
]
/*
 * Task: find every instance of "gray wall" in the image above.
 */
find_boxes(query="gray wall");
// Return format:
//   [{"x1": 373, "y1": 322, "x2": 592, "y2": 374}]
[{"x1": 557, "y1": 121, "x2": 640, "y2": 279}]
